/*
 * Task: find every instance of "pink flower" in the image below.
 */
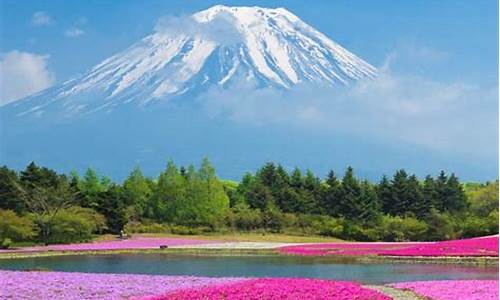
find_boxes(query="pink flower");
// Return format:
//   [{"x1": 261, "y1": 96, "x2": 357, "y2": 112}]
[
  {"x1": 391, "y1": 280, "x2": 499, "y2": 300},
  {"x1": 140, "y1": 278, "x2": 391, "y2": 300},
  {"x1": 278, "y1": 236, "x2": 499, "y2": 257}
]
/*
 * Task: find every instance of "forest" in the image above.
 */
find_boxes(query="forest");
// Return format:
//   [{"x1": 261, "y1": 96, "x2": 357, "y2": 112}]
[{"x1": 0, "y1": 158, "x2": 498, "y2": 248}]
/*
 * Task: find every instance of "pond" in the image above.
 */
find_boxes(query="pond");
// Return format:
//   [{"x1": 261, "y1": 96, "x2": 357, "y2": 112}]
[{"x1": 0, "y1": 254, "x2": 497, "y2": 284}]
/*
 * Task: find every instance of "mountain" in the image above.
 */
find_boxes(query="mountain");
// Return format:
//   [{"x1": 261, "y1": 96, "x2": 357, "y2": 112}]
[
  {"x1": 4, "y1": 6, "x2": 487, "y2": 181},
  {"x1": 2, "y1": 5, "x2": 376, "y2": 118}
]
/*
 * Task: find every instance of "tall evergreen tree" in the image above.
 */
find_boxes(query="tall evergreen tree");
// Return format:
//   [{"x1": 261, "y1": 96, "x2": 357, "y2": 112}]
[
  {"x1": 338, "y1": 167, "x2": 363, "y2": 219},
  {"x1": 323, "y1": 170, "x2": 341, "y2": 216},
  {"x1": 421, "y1": 175, "x2": 436, "y2": 217},
  {"x1": 434, "y1": 171, "x2": 448, "y2": 211},
  {"x1": 0, "y1": 166, "x2": 24, "y2": 213},
  {"x1": 389, "y1": 169, "x2": 410, "y2": 216},
  {"x1": 444, "y1": 173, "x2": 467, "y2": 212},
  {"x1": 377, "y1": 175, "x2": 392, "y2": 215},
  {"x1": 406, "y1": 175, "x2": 425, "y2": 218},
  {"x1": 358, "y1": 180, "x2": 380, "y2": 224}
]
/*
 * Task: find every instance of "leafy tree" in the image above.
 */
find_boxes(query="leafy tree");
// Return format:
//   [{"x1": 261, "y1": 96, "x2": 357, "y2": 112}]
[
  {"x1": 78, "y1": 168, "x2": 105, "y2": 208},
  {"x1": 0, "y1": 209, "x2": 36, "y2": 243},
  {"x1": 467, "y1": 180, "x2": 499, "y2": 217},
  {"x1": 123, "y1": 166, "x2": 153, "y2": 218},
  {"x1": 46, "y1": 208, "x2": 96, "y2": 244},
  {"x1": 153, "y1": 161, "x2": 187, "y2": 222},
  {"x1": 14, "y1": 180, "x2": 75, "y2": 245}
]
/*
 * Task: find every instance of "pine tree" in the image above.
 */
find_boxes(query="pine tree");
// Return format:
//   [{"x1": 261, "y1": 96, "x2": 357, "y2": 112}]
[
  {"x1": 434, "y1": 171, "x2": 448, "y2": 211},
  {"x1": 389, "y1": 169, "x2": 409, "y2": 216},
  {"x1": 0, "y1": 166, "x2": 24, "y2": 213},
  {"x1": 377, "y1": 175, "x2": 392, "y2": 215},
  {"x1": 419, "y1": 175, "x2": 436, "y2": 218},
  {"x1": 338, "y1": 166, "x2": 362, "y2": 220},
  {"x1": 444, "y1": 173, "x2": 467, "y2": 212},
  {"x1": 323, "y1": 170, "x2": 341, "y2": 216},
  {"x1": 406, "y1": 175, "x2": 425, "y2": 218},
  {"x1": 358, "y1": 180, "x2": 380, "y2": 224}
]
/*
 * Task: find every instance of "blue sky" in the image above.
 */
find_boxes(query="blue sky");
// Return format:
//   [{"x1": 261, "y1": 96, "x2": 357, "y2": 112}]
[{"x1": 0, "y1": 0, "x2": 498, "y2": 180}]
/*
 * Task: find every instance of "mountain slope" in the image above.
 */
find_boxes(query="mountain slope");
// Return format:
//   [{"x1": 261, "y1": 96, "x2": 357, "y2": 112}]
[{"x1": 4, "y1": 5, "x2": 376, "y2": 117}]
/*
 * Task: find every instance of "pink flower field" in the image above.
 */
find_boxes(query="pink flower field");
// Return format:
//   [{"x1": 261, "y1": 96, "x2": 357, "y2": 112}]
[
  {"x1": 1, "y1": 270, "x2": 498, "y2": 299},
  {"x1": 0, "y1": 270, "x2": 244, "y2": 300},
  {"x1": 391, "y1": 280, "x2": 499, "y2": 300},
  {"x1": 1, "y1": 237, "x2": 213, "y2": 252},
  {"x1": 138, "y1": 278, "x2": 391, "y2": 300},
  {"x1": 278, "y1": 236, "x2": 499, "y2": 257}
]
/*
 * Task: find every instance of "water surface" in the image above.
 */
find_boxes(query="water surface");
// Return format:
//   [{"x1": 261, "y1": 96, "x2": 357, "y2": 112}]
[{"x1": 0, "y1": 254, "x2": 497, "y2": 284}]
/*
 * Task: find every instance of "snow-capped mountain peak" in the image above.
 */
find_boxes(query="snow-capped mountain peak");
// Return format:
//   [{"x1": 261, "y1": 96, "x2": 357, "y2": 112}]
[{"x1": 6, "y1": 5, "x2": 376, "y2": 116}]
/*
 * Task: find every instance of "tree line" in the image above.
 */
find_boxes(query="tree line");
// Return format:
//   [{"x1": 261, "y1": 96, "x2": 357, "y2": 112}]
[{"x1": 0, "y1": 159, "x2": 498, "y2": 248}]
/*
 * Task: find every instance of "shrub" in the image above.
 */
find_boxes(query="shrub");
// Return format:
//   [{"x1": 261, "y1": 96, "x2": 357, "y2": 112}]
[
  {"x1": 124, "y1": 221, "x2": 170, "y2": 234},
  {"x1": 44, "y1": 208, "x2": 96, "y2": 244},
  {"x1": 1, "y1": 238, "x2": 12, "y2": 249},
  {"x1": 311, "y1": 216, "x2": 343, "y2": 237},
  {"x1": 376, "y1": 215, "x2": 428, "y2": 242},
  {"x1": 0, "y1": 209, "x2": 36, "y2": 242},
  {"x1": 229, "y1": 204, "x2": 263, "y2": 231},
  {"x1": 424, "y1": 209, "x2": 458, "y2": 241}
]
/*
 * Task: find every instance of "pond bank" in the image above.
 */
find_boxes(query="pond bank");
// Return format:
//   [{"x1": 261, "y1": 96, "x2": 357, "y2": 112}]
[{"x1": 1, "y1": 248, "x2": 497, "y2": 266}]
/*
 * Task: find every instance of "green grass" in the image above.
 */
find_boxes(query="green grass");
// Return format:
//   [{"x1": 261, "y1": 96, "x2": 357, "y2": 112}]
[{"x1": 121, "y1": 232, "x2": 345, "y2": 243}]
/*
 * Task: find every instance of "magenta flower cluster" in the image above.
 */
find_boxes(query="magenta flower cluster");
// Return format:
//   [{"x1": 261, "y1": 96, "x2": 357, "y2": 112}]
[
  {"x1": 0, "y1": 270, "x2": 244, "y2": 300},
  {"x1": 3, "y1": 237, "x2": 212, "y2": 252},
  {"x1": 380, "y1": 236, "x2": 499, "y2": 257},
  {"x1": 140, "y1": 278, "x2": 391, "y2": 300},
  {"x1": 278, "y1": 236, "x2": 499, "y2": 257},
  {"x1": 391, "y1": 280, "x2": 499, "y2": 300}
]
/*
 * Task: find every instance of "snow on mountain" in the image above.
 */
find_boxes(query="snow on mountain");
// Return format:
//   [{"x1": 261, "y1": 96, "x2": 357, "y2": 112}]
[{"x1": 5, "y1": 5, "x2": 376, "y2": 117}]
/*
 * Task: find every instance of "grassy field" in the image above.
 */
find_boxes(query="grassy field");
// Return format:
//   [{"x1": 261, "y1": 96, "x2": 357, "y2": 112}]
[{"x1": 95, "y1": 232, "x2": 345, "y2": 243}]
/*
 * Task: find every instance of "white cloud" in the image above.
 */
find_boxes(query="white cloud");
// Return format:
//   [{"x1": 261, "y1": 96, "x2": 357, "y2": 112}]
[
  {"x1": 31, "y1": 11, "x2": 53, "y2": 26},
  {"x1": 64, "y1": 27, "x2": 85, "y2": 38},
  {"x1": 0, "y1": 51, "x2": 55, "y2": 106},
  {"x1": 155, "y1": 13, "x2": 243, "y2": 45},
  {"x1": 199, "y1": 62, "x2": 498, "y2": 161}
]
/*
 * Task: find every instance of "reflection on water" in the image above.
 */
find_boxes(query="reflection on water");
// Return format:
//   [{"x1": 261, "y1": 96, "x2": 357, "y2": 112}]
[{"x1": 0, "y1": 254, "x2": 497, "y2": 284}]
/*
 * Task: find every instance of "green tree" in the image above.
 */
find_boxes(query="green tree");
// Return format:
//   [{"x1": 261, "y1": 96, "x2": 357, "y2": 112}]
[
  {"x1": 389, "y1": 169, "x2": 409, "y2": 216},
  {"x1": 406, "y1": 175, "x2": 426, "y2": 218},
  {"x1": 444, "y1": 173, "x2": 467, "y2": 212},
  {"x1": 0, "y1": 166, "x2": 24, "y2": 213},
  {"x1": 338, "y1": 167, "x2": 363, "y2": 220},
  {"x1": 358, "y1": 180, "x2": 380, "y2": 224},
  {"x1": 123, "y1": 166, "x2": 153, "y2": 218},
  {"x1": 78, "y1": 168, "x2": 105, "y2": 208},
  {"x1": 323, "y1": 170, "x2": 341, "y2": 216},
  {"x1": 377, "y1": 175, "x2": 392, "y2": 215},
  {"x1": 153, "y1": 161, "x2": 187, "y2": 222},
  {"x1": 96, "y1": 185, "x2": 127, "y2": 233},
  {"x1": 433, "y1": 171, "x2": 448, "y2": 211},
  {"x1": 0, "y1": 209, "x2": 36, "y2": 244}
]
